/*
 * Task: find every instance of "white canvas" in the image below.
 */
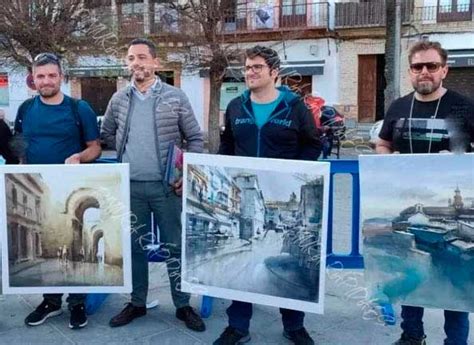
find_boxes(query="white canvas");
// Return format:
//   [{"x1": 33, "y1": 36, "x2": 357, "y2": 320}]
[
  {"x1": 360, "y1": 153, "x2": 474, "y2": 312},
  {"x1": 0, "y1": 164, "x2": 132, "y2": 294},
  {"x1": 181, "y1": 153, "x2": 329, "y2": 314}
]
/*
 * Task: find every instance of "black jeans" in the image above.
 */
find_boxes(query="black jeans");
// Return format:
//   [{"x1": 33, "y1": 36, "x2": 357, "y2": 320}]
[{"x1": 43, "y1": 294, "x2": 86, "y2": 308}]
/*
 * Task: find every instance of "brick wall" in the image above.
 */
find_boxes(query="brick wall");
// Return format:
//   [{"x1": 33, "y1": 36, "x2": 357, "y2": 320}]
[{"x1": 337, "y1": 39, "x2": 385, "y2": 120}]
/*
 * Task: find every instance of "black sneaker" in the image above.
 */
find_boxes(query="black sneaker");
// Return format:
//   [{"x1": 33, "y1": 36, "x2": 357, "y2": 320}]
[
  {"x1": 109, "y1": 303, "x2": 146, "y2": 327},
  {"x1": 393, "y1": 334, "x2": 427, "y2": 345},
  {"x1": 176, "y1": 306, "x2": 206, "y2": 332},
  {"x1": 213, "y1": 326, "x2": 251, "y2": 345},
  {"x1": 69, "y1": 303, "x2": 88, "y2": 329},
  {"x1": 283, "y1": 327, "x2": 315, "y2": 345},
  {"x1": 25, "y1": 300, "x2": 63, "y2": 326}
]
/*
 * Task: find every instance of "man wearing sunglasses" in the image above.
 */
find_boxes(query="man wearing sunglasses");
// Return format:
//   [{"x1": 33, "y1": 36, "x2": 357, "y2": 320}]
[
  {"x1": 216, "y1": 45, "x2": 320, "y2": 345},
  {"x1": 376, "y1": 41, "x2": 474, "y2": 345},
  {"x1": 16, "y1": 53, "x2": 101, "y2": 330}
]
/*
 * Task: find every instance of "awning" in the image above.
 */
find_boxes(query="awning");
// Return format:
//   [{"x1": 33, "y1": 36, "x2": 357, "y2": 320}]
[
  {"x1": 447, "y1": 50, "x2": 474, "y2": 68},
  {"x1": 68, "y1": 65, "x2": 128, "y2": 78}
]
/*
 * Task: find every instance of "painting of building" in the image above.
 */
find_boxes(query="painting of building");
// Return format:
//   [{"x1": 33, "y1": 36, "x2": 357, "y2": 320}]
[
  {"x1": 182, "y1": 153, "x2": 330, "y2": 313},
  {"x1": 360, "y1": 154, "x2": 474, "y2": 313},
  {"x1": 0, "y1": 164, "x2": 131, "y2": 294}
]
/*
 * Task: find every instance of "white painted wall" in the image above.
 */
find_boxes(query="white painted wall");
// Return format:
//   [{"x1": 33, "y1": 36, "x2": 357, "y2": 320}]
[
  {"x1": 424, "y1": 32, "x2": 474, "y2": 50},
  {"x1": 312, "y1": 39, "x2": 339, "y2": 106},
  {"x1": 1, "y1": 69, "x2": 29, "y2": 122},
  {"x1": 180, "y1": 72, "x2": 205, "y2": 130}
]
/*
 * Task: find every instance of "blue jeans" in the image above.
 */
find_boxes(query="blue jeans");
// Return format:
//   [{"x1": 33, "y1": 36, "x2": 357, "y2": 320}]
[
  {"x1": 401, "y1": 306, "x2": 469, "y2": 345},
  {"x1": 227, "y1": 300, "x2": 304, "y2": 333}
]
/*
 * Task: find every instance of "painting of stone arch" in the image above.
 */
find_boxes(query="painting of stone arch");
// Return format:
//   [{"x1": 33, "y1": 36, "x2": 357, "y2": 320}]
[{"x1": 0, "y1": 164, "x2": 131, "y2": 294}]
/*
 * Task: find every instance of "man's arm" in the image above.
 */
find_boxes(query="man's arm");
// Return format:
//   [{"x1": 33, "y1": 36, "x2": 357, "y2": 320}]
[
  {"x1": 66, "y1": 100, "x2": 102, "y2": 164},
  {"x1": 65, "y1": 140, "x2": 101, "y2": 164},
  {"x1": 178, "y1": 92, "x2": 203, "y2": 153},
  {"x1": 218, "y1": 106, "x2": 235, "y2": 156},
  {"x1": 376, "y1": 101, "x2": 398, "y2": 154},
  {"x1": 0, "y1": 119, "x2": 19, "y2": 164},
  {"x1": 375, "y1": 138, "x2": 393, "y2": 154},
  {"x1": 100, "y1": 97, "x2": 118, "y2": 150},
  {"x1": 297, "y1": 102, "x2": 321, "y2": 160}
]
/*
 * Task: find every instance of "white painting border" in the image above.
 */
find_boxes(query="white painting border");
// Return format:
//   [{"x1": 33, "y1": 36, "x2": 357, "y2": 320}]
[
  {"x1": 181, "y1": 153, "x2": 330, "y2": 314},
  {"x1": 0, "y1": 164, "x2": 132, "y2": 294},
  {"x1": 359, "y1": 153, "x2": 474, "y2": 312}
]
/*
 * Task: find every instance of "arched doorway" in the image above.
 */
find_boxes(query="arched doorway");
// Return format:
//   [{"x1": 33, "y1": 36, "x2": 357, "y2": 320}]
[
  {"x1": 70, "y1": 196, "x2": 100, "y2": 262},
  {"x1": 92, "y1": 230, "x2": 104, "y2": 263}
]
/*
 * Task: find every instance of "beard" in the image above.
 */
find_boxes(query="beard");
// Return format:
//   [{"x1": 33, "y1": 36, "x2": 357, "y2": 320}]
[
  {"x1": 413, "y1": 78, "x2": 442, "y2": 95},
  {"x1": 132, "y1": 68, "x2": 153, "y2": 82},
  {"x1": 38, "y1": 86, "x2": 60, "y2": 98}
]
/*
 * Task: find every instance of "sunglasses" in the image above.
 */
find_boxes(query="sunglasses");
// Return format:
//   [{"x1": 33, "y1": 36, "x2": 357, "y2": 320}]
[
  {"x1": 33, "y1": 52, "x2": 60, "y2": 63},
  {"x1": 409, "y1": 62, "x2": 444, "y2": 74}
]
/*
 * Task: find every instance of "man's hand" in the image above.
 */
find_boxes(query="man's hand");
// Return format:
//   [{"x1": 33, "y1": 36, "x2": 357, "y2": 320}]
[
  {"x1": 173, "y1": 177, "x2": 183, "y2": 196},
  {"x1": 375, "y1": 138, "x2": 393, "y2": 154},
  {"x1": 65, "y1": 153, "x2": 81, "y2": 164}
]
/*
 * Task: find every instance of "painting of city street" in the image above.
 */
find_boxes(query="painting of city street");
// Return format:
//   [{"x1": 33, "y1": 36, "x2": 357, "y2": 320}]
[
  {"x1": 181, "y1": 153, "x2": 330, "y2": 313},
  {"x1": 360, "y1": 154, "x2": 474, "y2": 312},
  {"x1": 0, "y1": 164, "x2": 132, "y2": 294}
]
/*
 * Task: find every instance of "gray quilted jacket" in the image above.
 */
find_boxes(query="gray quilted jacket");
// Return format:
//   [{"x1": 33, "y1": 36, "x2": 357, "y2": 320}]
[{"x1": 100, "y1": 79, "x2": 203, "y2": 174}]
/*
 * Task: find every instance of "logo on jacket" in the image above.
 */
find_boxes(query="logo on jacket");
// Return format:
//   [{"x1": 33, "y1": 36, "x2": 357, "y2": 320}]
[{"x1": 235, "y1": 118, "x2": 254, "y2": 125}]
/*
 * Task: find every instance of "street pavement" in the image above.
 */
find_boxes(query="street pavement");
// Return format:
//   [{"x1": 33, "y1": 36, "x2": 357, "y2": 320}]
[{"x1": 0, "y1": 147, "x2": 472, "y2": 344}]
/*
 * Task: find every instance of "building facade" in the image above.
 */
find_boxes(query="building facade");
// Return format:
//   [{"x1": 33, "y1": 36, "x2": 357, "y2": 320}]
[{"x1": 1, "y1": 0, "x2": 473, "y2": 127}]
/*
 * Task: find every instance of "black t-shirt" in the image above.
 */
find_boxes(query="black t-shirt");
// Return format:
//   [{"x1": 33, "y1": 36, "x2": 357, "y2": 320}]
[{"x1": 379, "y1": 90, "x2": 474, "y2": 154}]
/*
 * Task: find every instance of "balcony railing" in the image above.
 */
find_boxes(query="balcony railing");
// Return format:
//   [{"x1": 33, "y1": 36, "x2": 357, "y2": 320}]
[
  {"x1": 222, "y1": 2, "x2": 329, "y2": 34},
  {"x1": 412, "y1": 2, "x2": 473, "y2": 23},
  {"x1": 104, "y1": 2, "x2": 329, "y2": 38},
  {"x1": 335, "y1": 0, "x2": 413, "y2": 28}
]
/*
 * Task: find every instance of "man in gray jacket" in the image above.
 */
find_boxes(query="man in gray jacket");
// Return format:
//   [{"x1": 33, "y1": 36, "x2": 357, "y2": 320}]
[{"x1": 101, "y1": 38, "x2": 205, "y2": 331}]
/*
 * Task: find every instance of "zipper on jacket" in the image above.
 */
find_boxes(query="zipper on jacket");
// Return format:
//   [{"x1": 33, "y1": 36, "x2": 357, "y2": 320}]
[{"x1": 257, "y1": 128, "x2": 261, "y2": 157}]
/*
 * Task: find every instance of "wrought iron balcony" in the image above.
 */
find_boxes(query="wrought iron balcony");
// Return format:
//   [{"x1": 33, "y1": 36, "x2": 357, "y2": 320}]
[
  {"x1": 335, "y1": 0, "x2": 413, "y2": 28},
  {"x1": 99, "y1": 1, "x2": 329, "y2": 38},
  {"x1": 335, "y1": 0, "x2": 473, "y2": 28},
  {"x1": 221, "y1": 1, "x2": 329, "y2": 34},
  {"x1": 412, "y1": 2, "x2": 473, "y2": 23}
]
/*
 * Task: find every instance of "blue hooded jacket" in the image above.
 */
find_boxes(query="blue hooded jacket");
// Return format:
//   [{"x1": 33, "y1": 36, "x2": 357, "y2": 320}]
[{"x1": 219, "y1": 86, "x2": 321, "y2": 160}]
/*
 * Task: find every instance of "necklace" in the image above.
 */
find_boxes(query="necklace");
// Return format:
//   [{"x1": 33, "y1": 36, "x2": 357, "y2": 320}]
[{"x1": 408, "y1": 93, "x2": 443, "y2": 154}]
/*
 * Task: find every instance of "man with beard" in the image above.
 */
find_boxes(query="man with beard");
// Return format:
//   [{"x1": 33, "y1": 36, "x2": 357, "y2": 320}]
[
  {"x1": 18, "y1": 53, "x2": 101, "y2": 329},
  {"x1": 101, "y1": 38, "x2": 205, "y2": 331},
  {"x1": 215, "y1": 45, "x2": 320, "y2": 345},
  {"x1": 377, "y1": 41, "x2": 474, "y2": 345}
]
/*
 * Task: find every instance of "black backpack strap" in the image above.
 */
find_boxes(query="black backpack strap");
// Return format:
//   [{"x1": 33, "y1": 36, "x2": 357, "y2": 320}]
[
  {"x1": 69, "y1": 97, "x2": 87, "y2": 149},
  {"x1": 14, "y1": 97, "x2": 36, "y2": 134}
]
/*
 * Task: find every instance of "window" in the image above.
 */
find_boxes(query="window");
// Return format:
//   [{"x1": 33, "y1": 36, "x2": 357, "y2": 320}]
[
  {"x1": 438, "y1": 0, "x2": 472, "y2": 21},
  {"x1": 122, "y1": 2, "x2": 144, "y2": 15},
  {"x1": 11, "y1": 187, "x2": 17, "y2": 206}
]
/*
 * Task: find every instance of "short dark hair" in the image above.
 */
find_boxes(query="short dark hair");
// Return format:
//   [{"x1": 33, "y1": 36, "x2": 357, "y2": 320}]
[
  {"x1": 245, "y1": 45, "x2": 281, "y2": 71},
  {"x1": 128, "y1": 38, "x2": 157, "y2": 58},
  {"x1": 32, "y1": 53, "x2": 62, "y2": 73},
  {"x1": 408, "y1": 41, "x2": 448, "y2": 65}
]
